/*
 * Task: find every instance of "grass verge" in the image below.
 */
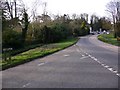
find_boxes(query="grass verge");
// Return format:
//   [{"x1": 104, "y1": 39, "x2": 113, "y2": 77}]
[
  {"x1": 1, "y1": 37, "x2": 79, "y2": 70},
  {"x1": 97, "y1": 34, "x2": 120, "y2": 46}
]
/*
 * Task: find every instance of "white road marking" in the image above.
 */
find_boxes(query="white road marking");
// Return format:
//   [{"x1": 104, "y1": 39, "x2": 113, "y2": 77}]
[
  {"x1": 80, "y1": 56, "x2": 89, "y2": 59},
  {"x1": 116, "y1": 74, "x2": 120, "y2": 77},
  {"x1": 101, "y1": 64, "x2": 105, "y2": 66},
  {"x1": 82, "y1": 55, "x2": 85, "y2": 57},
  {"x1": 91, "y1": 57, "x2": 95, "y2": 59},
  {"x1": 97, "y1": 61, "x2": 101, "y2": 64},
  {"x1": 112, "y1": 70, "x2": 118, "y2": 73},
  {"x1": 94, "y1": 58, "x2": 98, "y2": 61},
  {"x1": 22, "y1": 83, "x2": 31, "y2": 88},
  {"x1": 64, "y1": 54, "x2": 70, "y2": 57},
  {"x1": 77, "y1": 49, "x2": 120, "y2": 77},
  {"x1": 108, "y1": 68, "x2": 113, "y2": 71},
  {"x1": 101, "y1": 64, "x2": 120, "y2": 77},
  {"x1": 88, "y1": 55, "x2": 91, "y2": 57},
  {"x1": 38, "y1": 63, "x2": 45, "y2": 66},
  {"x1": 92, "y1": 57, "x2": 96, "y2": 60},
  {"x1": 104, "y1": 65, "x2": 109, "y2": 68}
]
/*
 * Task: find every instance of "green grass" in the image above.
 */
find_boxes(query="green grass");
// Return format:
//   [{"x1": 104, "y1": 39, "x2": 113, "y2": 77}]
[
  {"x1": 7, "y1": 44, "x2": 43, "y2": 56},
  {"x1": 1, "y1": 37, "x2": 78, "y2": 70},
  {"x1": 98, "y1": 34, "x2": 120, "y2": 46}
]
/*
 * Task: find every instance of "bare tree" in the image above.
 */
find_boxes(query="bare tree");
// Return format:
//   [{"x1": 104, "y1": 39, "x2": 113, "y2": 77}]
[
  {"x1": 3, "y1": 0, "x2": 25, "y2": 19},
  {"x1": 30, "y1": 0, "x2": 42, "y2": 39},
  {"x1": 31, "y1": 0, "x2": 42, "y2": 22},
  {"x1": 72, "y1": 14, "x2": 77, "y2": 20},
  {"x1": 106, "y1": 0, "x2": 120, "y2": 38},
  {"x1": 116, "y1": 1, "x2": 120, "y2": 37}
]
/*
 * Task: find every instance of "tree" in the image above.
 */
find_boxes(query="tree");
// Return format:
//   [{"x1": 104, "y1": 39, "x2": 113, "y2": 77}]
[
  {"x1": 90, "y1": 15, "x2": 101, "y2": 31},
  {"x1": 72, "y1": 14, "x2": 77, "y2": 20},
  {"x1": 1, "y1": 0, "x2": 26, "y2": 32},
  {"x1": 80, "y1": 13, "x2": 88, "y2": 23},
  {"x1": 3, "y1": 0, "x2": 25, "y2": 19},
  {"x1": 100, "y1": 17, "x2": 112, "y2": 31},
  {"x1": 106, "y1": 0, "x2": 120, "y2": 38},
  {"x1": 116, "y1": 1, "x2": 120, "y2": 37},
  {"x1": 20, "y1": 9, "x2": 29, "y2": 44}
]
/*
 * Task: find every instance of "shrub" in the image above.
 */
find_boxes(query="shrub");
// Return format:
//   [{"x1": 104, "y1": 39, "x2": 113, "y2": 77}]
[
  {"x1": 35, "y1": 23, "x2": 71, "y2": 44},
  {"x1": 2, "y1": 29, "x2": 22, "y2": 49}
]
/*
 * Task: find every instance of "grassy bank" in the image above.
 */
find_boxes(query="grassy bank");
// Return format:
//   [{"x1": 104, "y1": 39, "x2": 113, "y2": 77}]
[
  {"x1": 98, "y1": 34, "x2": 120, "y2": 46},
  {"x1": 1, "y1": 37, "x2": 79, "y2": 70}
]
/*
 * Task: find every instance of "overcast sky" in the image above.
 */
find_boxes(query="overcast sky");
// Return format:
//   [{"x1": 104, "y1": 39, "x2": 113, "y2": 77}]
[{"x1": 23, "y1": 0, "x2": 110, "y2": 17}]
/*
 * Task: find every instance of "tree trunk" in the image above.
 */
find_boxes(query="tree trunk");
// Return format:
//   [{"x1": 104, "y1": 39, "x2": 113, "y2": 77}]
[
  {"x1": 6, "y1": 1, "x2": 13, "y2": 19},
  {"x1": 21, "y1": 10, "x2": 29, "y2": 45},
  {"x1": 22, "y1": 28, "x2": 27, "y2": 44},
  {"x1": 112, "y1": 14, "x2": 117, "y2": 38},
  {"x1": 14, "y1": 0, "x2": 17, "y2": 18}
]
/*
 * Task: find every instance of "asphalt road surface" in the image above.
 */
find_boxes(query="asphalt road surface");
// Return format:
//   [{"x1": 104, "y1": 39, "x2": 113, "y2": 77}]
[{"x1": 2, "y1": 35, "x2": 119, "y2": 88}]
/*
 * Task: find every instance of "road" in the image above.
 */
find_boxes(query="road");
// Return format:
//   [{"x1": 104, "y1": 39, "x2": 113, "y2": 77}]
[{"x1": 2, "y1": 35, "x2": 119, "y2": 88}]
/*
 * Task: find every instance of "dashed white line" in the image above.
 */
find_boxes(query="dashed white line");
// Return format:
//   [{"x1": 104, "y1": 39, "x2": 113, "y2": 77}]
[
  {"x1": 94, "y1": 58, "x2": 98, "y2": 61},
  {"x1": 82, "y1": 55, "x2": 85, "y2": 57},
  {"x1": 22, "y1": 83, "x2": 31, "y2": 88},
  {"x1": 64, "y1": 54, "x2": 70, "y2": 57},
  {"x1": 87, "y1": 54, "x2": 120, "y2": 77},
  {"x1": 108, "y1": 68, "x2": 113, "y2": 71},
  {"x1": 97, "y1": 61, "x2": 101, "y2": 64},
  {"x1": 91, "y1": 57, "x2": 95, "y2": 59},
  {"x1": 76, "y1": 47, "x2": 120, "y2": 77},
  {"x1": 38, "y1": 63, "x2": 45, "y2": 66},
  {"x1": 112, "y1": 70, "x2": 118, "y2": 73},
  {"x1": 80, "y1": 56, "x2": 89, "y2": 59},
  {"x1": 116, "y1": 74, "x2": 120, "y2": 77},
  {"x1": 104, "y1": 65, "x2": 109, "y2": 68},
  {"x1": 101, "y1": 64, "x2": 105, "y2": 66},
  {"x1": 88, "y1": 55, "x2": 91, "y2": 57},
  {"x1": 92, "y1": 57, "x2": 96, "y2": 60}
]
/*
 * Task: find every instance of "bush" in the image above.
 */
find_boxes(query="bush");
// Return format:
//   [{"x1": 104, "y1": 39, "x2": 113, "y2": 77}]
[
  {"x1": 73, "y1": 27, "x2": 80, "y2": 37},
  {"x1": 51, "y1": 23, "x2": 65, "y2": 42},
  {"x1": 2, "y1": 29, "x2": 22, "y2": 49},
  {"x1": 29, "y1": 21, "x2": 90, "y2": 44},
  {"x1": 34, "y1": 23, "x2": 71, "y2": 44},
  {"x1": 35, "y1": 25, "x2": 52, "y2": 43},
  {"x1": 117, "y1": 37, "x2": 120, "y2": 41},
  {"x1": 72, "y1": 25, "x2": 90, "y2": 37}
]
